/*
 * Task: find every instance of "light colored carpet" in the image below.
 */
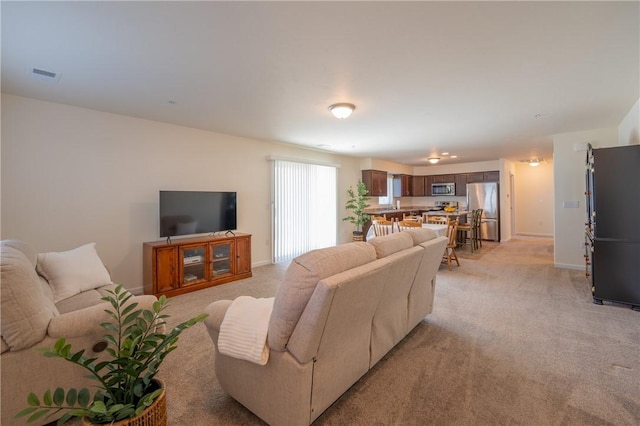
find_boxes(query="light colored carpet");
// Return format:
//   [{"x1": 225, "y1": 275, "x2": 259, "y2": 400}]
[{"x1": 153, "y1": 237, "x2": 639, "y2": 425}]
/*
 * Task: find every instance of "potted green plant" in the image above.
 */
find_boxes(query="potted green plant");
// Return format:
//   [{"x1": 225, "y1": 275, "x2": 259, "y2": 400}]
[
  {"x1": 16, "y1": 285, "x2": 207, "y2": 425},
  {"x1": 342, "y1": 179, "x2": 371, "y2": 241}
]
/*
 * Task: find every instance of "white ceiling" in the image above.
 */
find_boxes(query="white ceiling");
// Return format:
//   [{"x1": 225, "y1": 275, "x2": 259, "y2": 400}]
[{"x1": 2, "y1": 1, "x2": 638, "y2": 166}]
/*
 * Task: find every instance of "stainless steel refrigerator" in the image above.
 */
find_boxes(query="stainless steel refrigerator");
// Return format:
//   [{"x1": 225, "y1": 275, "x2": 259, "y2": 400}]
[{"x1": 466, "y1": 182, "x2": 500, "y2": 241}]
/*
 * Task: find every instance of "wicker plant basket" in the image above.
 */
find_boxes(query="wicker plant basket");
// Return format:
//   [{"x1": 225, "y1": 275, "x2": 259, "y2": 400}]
[{"x1": 81, "y1": 379, "x2": 167, "y2": 426}]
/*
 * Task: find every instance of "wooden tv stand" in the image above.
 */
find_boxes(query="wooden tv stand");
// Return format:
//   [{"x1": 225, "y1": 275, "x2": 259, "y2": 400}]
[{"x1": 143, "y1": 233, "x2": 252, "y2": 297}]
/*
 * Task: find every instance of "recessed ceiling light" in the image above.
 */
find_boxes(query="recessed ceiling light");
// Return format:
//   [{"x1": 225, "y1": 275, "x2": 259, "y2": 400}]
[
  {"x1": 450, "y1": 155, "x2": 458, "y2": 159},
  {"x1": 441, "y1": 152, "x2": 449, "y2": 156}
]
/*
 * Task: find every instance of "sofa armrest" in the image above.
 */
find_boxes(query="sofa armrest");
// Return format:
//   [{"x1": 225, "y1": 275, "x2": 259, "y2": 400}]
[
  {"x1": 48, "y1": 295, "x2": 160, "y2": 339},
  {"x1": 203, "y1": 300, "x2": 232, "y2": 343}
]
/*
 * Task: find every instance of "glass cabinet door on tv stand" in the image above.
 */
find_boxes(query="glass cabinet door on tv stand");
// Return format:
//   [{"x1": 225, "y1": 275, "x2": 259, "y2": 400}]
[
  {"x1": 210, "y1": 240, "x2": 235, "y2": 278},
  {"x1": 179, "y1": 243, "x2": 208, "y2": 286}
]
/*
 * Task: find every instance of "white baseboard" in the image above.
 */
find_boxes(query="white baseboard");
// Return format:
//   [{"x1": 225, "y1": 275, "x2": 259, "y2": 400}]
[
  {"x1": 516, "y1": 232, "x2": 554, "y2": 238},
  {"x1": 554, "y1": 263, "x2": 584, "y2": 271},
  {"x1": 252, "y1": 260, "x2": 272, "y2": 268}
]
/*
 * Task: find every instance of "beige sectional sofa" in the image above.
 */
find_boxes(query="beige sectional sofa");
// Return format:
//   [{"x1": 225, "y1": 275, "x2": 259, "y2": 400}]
[
  {"x1": 204, "y1": 229, "x2": 448, "y2": 425},
  {"x1": 0, "y1": 240, "x2": 160, "y2": 426}
]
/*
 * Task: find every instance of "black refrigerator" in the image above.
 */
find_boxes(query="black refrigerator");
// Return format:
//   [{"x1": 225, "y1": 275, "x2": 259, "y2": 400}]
[{"x1": 585, "y1": 144, "x2": 640, "y2": 310}]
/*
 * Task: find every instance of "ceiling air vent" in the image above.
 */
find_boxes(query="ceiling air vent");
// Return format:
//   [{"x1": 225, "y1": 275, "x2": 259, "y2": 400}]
[{"x1": 29, "y1": 67, "x2": 61, "y2": 82}]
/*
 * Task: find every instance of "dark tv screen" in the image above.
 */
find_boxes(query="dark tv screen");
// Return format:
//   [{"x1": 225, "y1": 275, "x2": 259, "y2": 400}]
[{"x1": 159, "y1": 191, "x2": 237, "y2": 237}]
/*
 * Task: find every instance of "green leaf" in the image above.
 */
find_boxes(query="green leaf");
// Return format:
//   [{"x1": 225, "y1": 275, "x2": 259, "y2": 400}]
[
  {"x1": 15, "y1": 406, "x2": 38, "y2": 418},
  {"x1": 53, "y1": 388, "x2": 65, "y2": 406},
  {"x1": 53, "y1": 338, "x2": 66, "y2": 352},
  {"x1": 65, "y1": 388, "x2": 77, "y2": 405},
  {"x1": 42, "y1": 350, "x2": 60, "y2": 358},
  {"x1": 60, "y1": 344, "x2": 72, "y2": 358},
  {"x1": 122, "y1": 311, "x2": 140, "y2": 326},
  {"x1": 121, "y1": 302, "x2": 139, "y2": 316},
  {"x1": 70, "y1": 349, "x2": 85, "y2": 363},
  {"x1": 90, "y1": 400, "x2": 107, "y2": 415},
  {"x1": 78, "y1": 388, "x2": 91, "y2": 407},
  {"x1": 27, "y1": 408, "x2": 51, "y2": 423},
  {"x1": 101, "y1": 322, "x2": 118, "y2": 333},
  {"x1": 115, "y1": 406, "x2": 135, "y2": 420},
  {"x1": 82, "y1": 357, "x2": 98, "y2": 367},
  {"x1": 42, "y1": 389, "x2": 53, "y2": 406},
  {"x1": 27, "y1": 392, "x2": 40, "y2": 407},
  {"x1": 142, "y1": 309, "x2": 154, "y2": 322}
]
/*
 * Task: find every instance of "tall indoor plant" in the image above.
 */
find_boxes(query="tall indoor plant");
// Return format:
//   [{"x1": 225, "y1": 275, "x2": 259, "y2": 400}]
[
  {"x1": 343, "y1": 179, "x2": 371, "y2": 241},
  {"x1": 16, "y1": 285, "x2": 207, "y2": 425}
]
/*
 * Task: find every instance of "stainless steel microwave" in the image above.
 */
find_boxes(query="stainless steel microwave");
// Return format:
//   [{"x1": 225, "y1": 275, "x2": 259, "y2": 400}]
[{"x1": 431, "y1": 183, "x2": 455, "y2": 195}]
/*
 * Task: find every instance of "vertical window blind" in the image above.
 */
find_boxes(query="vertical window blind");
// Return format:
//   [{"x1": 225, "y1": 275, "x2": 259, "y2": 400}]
[{"x1": 272, "y1": 160, "x2": 337, "y2": 263}]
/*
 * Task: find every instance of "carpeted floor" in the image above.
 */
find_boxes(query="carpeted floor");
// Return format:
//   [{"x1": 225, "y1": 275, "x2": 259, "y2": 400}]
[{"x1": 155, "y1": 237, "x2": 639, "y2": 425}]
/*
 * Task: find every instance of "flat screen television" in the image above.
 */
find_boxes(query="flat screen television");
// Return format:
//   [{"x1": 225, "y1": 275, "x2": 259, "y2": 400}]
[{"x1": 159, "y1": 191, "x2": 237, "y2": 238}]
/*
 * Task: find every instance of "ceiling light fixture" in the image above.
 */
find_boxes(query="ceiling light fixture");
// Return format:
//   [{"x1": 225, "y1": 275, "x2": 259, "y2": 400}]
[
  {"x1": 428, "y1": 157, "x2": 440, "y2": 164},
  {"x1": 328, "y1": 103, "x2": 356, "y2": 119},
  {"x1": 521, "y1": 159, "x2": 543, "y2": 167}
]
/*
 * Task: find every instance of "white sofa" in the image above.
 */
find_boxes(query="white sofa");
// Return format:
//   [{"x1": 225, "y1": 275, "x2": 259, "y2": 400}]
[
  {"x1": 0, "y1": 240, "x2": 160, "y2": 426},
  {"x1": 204, "y1": 229, "x2": 448, "y2": 425}
]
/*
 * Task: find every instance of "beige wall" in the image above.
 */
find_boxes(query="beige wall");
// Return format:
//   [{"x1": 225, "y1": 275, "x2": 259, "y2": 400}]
[
  {"x1": 552, "y1": 97, "x2": 639, "y2": 269},
  {"x1": 618, "y1": 98, "x2": 639, "y2": 146},
  {"x1": 1, "y1": 95, "x2": 362, "y2": 293},
  {"x1": 552, "y1": 127, "x2": 618, "y2": 269},
  {"x1": 513, "y1": 161, "x2": 554, "y2": 237}
]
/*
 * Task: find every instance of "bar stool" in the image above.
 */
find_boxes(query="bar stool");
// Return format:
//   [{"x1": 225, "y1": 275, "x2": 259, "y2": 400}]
[
  {"x1": 471, "y1": 209, "x2": 483, "y2": 250},
  {"x1": 456, "y1": 211, "x2": 474, "y2": 251}
]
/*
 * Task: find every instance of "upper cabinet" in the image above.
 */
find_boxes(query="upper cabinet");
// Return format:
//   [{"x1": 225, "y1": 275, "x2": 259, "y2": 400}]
[
  {"x1": 424, "y1": 176, "x2": 433, "y2": 196},
  {"x1": 412, "y1": 175, "x2": 426, "y2": 196},
  {"x1": 455, "y1": 174, "x2": 467, "y2": 196},
  {"x1": 362, "y1": 169, "x2": 499, "y2": 198},
  {"x1": 362, "y1": 170, "x2": 388, "y2": 196},
  {"x1": 466, "y1": 171, "x2": 500, "y2": 183},
  {"x1": 431, "y1": 174, "x2": 456, "y2": 184},
  {"x1": 393, "y1": 174, "x2": 413, "y2": 197}
]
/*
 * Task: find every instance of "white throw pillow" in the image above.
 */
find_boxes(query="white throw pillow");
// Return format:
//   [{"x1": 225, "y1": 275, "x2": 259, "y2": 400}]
[{"x1": 37, "y1": 243, "x2": 112, "y2": 303}]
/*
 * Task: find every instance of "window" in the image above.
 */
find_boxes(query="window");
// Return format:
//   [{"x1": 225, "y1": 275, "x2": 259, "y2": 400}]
[
  {"x1": 272, "y1": 159, "x2": 337, "y2": 263},
  {"x1": 378, "y1": 174, "x2": 394, "y2": 205}
]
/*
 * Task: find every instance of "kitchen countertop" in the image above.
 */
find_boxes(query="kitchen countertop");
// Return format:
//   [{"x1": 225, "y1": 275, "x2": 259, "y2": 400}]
[
  {"x1": 426, "y1": 210, "x2": 469, "y2": 216},
  {"x1": 364, "y1": 206, "x2": 431, "y2": 214},
  {"x1": 364, "y1": 206, "x2": 469, "y2": 215}
]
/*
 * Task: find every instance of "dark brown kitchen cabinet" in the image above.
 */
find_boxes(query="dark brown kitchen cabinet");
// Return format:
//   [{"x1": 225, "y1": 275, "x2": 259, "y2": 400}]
[
  {"x1": 455, "y1": 174, "x2": 468, "y2": 196},
  {"x1": 411, "y1": 175, "x2": 426, "y2": 196},
  {"x1": 424, "y1": 175, "x2": 433, "y2": 196},
  {"x1": 362, "y1": 170, "x2": 388, "y2": 196},
  {"x1": 431, "y1": 174, "x2": 456, "y2": 184},
  {"x1": 484, "y1": 171, "x2": 500, "y2": 182},
  {"x1": 467, "y1": 171, "x2": 499, "y2": 183},
  {"x1": 393, "y1": 174, "x2": 412, "y2": 196}
]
